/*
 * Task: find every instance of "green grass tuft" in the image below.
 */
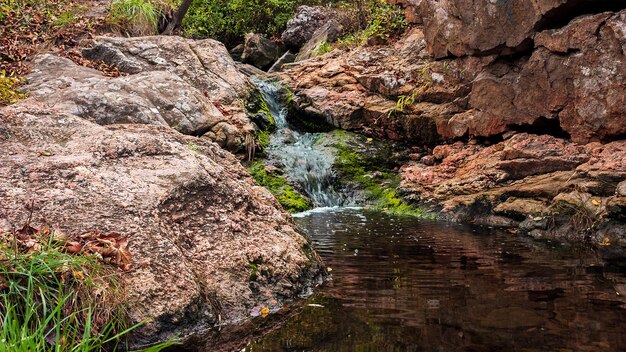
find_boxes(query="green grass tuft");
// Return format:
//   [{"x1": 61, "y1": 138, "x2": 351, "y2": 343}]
[
  {"x1": 108, "y1": 0, "x2": 160, "y2": 36},
  {"x1": 316, "y1": 41, "x2": 333, "y2": 56},
  {"x1": 0, "y1": 229, "x2": 177, "y2": 351}
]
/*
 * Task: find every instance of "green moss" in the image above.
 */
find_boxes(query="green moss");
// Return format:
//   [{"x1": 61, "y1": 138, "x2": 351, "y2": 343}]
[
  {"x1": 334, "y1": 140, "x2": 434, "y2": 218},
  {"x1": 248, "y1": 160, "x2": 312, "y2": 213},
  {"x1": 257, "y1": 130, "x2": 271, "y2": 149},
  {"x1": 258, "y1": 98, "x2": 275, "y2": 127}
]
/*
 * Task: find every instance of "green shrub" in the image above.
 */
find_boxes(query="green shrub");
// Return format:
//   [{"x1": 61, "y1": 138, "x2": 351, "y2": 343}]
[
  {"x1": 183, "y1": 0, "x2": 291, "y2": 44},
  {"x1": 0, "y1": 71, "x2": 26, "y2": 106},
  {"x1": 182, "y1": 0, "x2": 347, "y2": 44},
  {"x1": 337, "y1": 1, "x2": 406, "y2": 48},
  {"x1": 108, "y1": 0, "x2": 160, "y2": 36}
]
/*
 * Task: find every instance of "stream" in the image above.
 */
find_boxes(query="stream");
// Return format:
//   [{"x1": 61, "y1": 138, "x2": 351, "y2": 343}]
[
  {"x1": 243, "y1": 208, "x2": 626, "y2": 351},
  {"x1": 231, "y1": 80, "x2": 626, "y2": 351}
]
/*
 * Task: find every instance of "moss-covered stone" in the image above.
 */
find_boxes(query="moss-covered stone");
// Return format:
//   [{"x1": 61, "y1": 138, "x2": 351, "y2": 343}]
[
  {"x1": 332, "y1": 132, "x2": 434, "y2": 218},
  {"x1": 248, "y1": 160, "x2": 312, "y2": 213}
]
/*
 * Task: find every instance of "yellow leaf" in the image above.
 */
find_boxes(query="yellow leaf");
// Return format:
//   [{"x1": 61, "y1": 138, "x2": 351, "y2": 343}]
[
  {"x1": 366, "y1": 138, "x2": 373, "y2": 142},
  {"x1": 599, "y1": 237, "x2": 610, "y2": 246},
  {"x1": 72, "y1": 269, "x2": 85, "y2": 280},
  {"x1": 591, "y1": 199, "x2": 601, "y2": 206},
  {"x1": 261, "y1": 307, "x2": 269, "y2": 316},
  {"x1": 327, "y1": 267, "x2": 332, "y2": 273}
]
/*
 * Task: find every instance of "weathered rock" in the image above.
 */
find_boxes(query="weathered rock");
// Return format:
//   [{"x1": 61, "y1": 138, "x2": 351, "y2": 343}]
[
  {"x1": 296, "y1": 19, "x2": 344, "y2": 61},
  {"x1": 241, "y1": 33, "x2": 282, "y2": 71},
  {"x1": 40, "y1": 36, "x2": 258, "y2": 152},
  {"x1": 416, "y1": 0, "x2": 625, "y2": 58},
  {"x1": 400, "y1": 133, "x2": 626, "y2": 241},
  {"x1": 279, "y1": 28, "x2": 478, "y2": 144},
  {"x1": 229, "y1": 43, "x2": 245, "y2": 61},
  {"x1": 268, "y1": 50, "x2": 296, "y2": 73},
  {"x1": 83, "y1": 36, "x2": 253, "y2": 108},
  {"x1": 617, "y1": 181, "x2": 626, "y2": 197},
  {"x1": 0, "y1": 103, "x2": 323, "y2": 347},
  {"x1": 281, "y1": 5, "x2": 337, "y2": 48},
  {"x1": 27, "y1": 55, "x2": 226, "y2": 136},
  {"x1": 493, "y1": 198, "x2": 550, "y2": 217},
  {"x1": 463, "y1": 11, "x2": 626, "y2": 143}
]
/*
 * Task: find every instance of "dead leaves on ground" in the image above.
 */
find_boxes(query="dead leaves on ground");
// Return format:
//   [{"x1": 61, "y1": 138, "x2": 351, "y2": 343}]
[
  {"x1": 0, "y1": 0, "x2": 121, "y2": 78},
  {"x1": 2, "y1": 224, "x2": 133, "y2": 271}
]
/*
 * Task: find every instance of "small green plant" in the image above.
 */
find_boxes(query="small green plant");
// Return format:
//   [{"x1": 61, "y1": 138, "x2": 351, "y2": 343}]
[
  {"x1": 108, "y1": 0, "x2": 160, "y2": 36},
  {"x1": 316, "y1": 41, "x2": 333, "y2": 56},
  {"x1": 386, "y1": 63, "x2": 432, "y2": 119},
  {"x1": 258, "y1": 98, "x2": 275, "y2": 126},
  {"x1": 186, "y1": 141, "x2": 200, "y2": 153},
  {"x1": 52, "y1": 10, "x2": 78, "y2": 27},
  {"x1": 0, "y1": 71, "x2": 26, "y2": 106}
]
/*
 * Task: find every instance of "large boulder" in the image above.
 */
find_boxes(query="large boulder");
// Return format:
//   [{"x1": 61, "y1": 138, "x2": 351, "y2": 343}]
[
  {"x1": 0, "y1": 102, "x2": 323, "y2": 347},
  {"x1": 30, "y1": 36, "x2": 258, "y2": 152},
  {"x1": 241, "y1": 33, "x2": 282, "y2": 71},
  {"x1": 27, "y1": 55, "x2": 225, "y2": 137},
  {"x1": 416, "y1": 0, "x2": 625, "y2": 58},
  {"x1": 281, "y1": 5, "x2": 337, "y2": 48}
]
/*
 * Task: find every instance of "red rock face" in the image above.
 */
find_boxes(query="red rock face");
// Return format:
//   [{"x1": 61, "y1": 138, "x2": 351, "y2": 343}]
[
  {"x1": 466, "y1": 11, "x2": 626, "y2": 143},
  {"x1": 415, "y1": 0, "x2": 623, "y2": 58}
]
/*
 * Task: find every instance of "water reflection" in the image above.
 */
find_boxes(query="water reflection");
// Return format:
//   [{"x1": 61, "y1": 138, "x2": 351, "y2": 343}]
[{"x1": 245, "y1": 209, "x2": 626, "y2": 352}]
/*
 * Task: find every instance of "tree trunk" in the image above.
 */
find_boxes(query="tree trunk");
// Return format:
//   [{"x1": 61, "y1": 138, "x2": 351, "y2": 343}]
[{"x1": 162, "y1": 0, "x2": 194, "y2": 35}]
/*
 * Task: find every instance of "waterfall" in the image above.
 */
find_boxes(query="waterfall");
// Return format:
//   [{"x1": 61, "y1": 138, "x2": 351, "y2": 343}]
[{"x1": 252, "y1": 77, "x2": 352, "y2": 208}]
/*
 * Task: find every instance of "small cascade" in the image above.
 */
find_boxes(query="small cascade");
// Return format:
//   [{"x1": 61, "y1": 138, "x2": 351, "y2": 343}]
[{"x1": 252, "y1": 77, "x2": 353, "y2": 207}]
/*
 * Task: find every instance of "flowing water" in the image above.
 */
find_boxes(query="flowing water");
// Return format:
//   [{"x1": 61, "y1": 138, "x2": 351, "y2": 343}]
[
  {"x1": 253, "y1": 78, "x2": 353, "y2": 207},
  {"x1": 244, "y1": 208, "x2": 626, "y2": 352},
  {"x1": 238, "y1": 80, "x2": 626, "y2": 352}
]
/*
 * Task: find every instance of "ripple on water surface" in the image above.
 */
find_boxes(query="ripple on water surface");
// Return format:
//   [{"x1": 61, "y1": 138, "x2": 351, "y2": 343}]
[{"x1": 244, "y1": 208, "x2": 626, "y2": 352}]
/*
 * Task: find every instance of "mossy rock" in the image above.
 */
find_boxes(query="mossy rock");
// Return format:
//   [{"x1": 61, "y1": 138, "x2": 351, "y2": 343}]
[
  {"x1": 327, "y1": 130, "x2": 434, "y2": 217},
  {"x1": 248, "y1": 160, "x2": 312, "y2": 213}
]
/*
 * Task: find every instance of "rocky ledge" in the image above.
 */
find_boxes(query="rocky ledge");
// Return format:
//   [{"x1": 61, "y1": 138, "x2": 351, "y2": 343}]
[
  {"x1": 278, "y1": 1, "x2": 626, "y2": 244},
  {"x1": 400, "y1": 133, "x2": 626, "y2": 244},
  {"x1": 27, "y1": 35, "x2": 262, "y2": 153}
]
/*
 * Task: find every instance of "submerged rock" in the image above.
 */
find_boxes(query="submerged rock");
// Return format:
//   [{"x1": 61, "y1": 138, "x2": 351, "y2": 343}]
[{"x1": 0, "y1": 103, "x2": 323, "y2": 347}]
